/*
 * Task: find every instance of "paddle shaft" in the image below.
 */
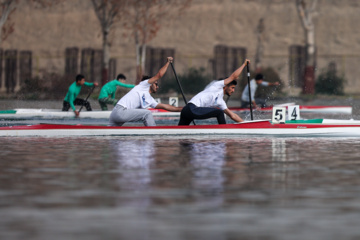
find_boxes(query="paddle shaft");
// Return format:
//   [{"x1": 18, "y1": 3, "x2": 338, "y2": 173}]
[
  {"x1": 170, "y1": 62, "x2": 188, "y2": 105},
  {"x1": 170, "y1": 62, "x2": 196, "y2": 125},
  {"x1": 79, "y1": 86, "x2": 95, "y2": 113},
  {"x1": 246, "y1": 62, "x2": 254, "y2": 120},
  {"x1": 225, "y1": 95, "x2": 230, "y2": 104}
]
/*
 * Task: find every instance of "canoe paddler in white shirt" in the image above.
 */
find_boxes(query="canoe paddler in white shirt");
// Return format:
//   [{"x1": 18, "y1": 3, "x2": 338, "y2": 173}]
[
  {"x1": 109, "y1": 57, "x2": 182, "y2": 126},
  {"x1": 178, "y1": 59, "x2": 250, "y2": 125}
]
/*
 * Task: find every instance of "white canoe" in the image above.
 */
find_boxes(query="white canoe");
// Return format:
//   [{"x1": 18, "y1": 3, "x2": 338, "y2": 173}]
[
  {"x1": 0, "y1": 108, "x2": 179, "y2": 119},
  {"x1": 2, "y1": 119, "x2": 360, "y2": 137},
  {"x1": 0, "y1": 105, "x2": 353, "y2": 120},
  {"x1": 230, "y1": 105, "x2": 352, "y2": 114}
]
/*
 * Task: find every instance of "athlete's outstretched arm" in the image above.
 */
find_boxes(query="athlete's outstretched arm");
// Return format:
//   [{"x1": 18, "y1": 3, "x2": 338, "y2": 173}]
[
  {"x1": 148, "y1": 57, "x2": 173, "y2": 84},
  {"x1": 224, "y1": 108, "x2": 244, "y2": 123},
  {"x1": 155, "y1": 103, "x2": 182, "y2": 112},
  {"x1": 224, "y1": 59, "x2": 250, "y2": 85}
]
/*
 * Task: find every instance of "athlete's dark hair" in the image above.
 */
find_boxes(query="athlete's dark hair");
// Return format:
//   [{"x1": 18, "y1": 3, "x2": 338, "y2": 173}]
[
  {"x1": 141, "y1": 75, "x2": 150, "y2": 81},
  {"x1": 117, "y1": 74, "x2": 126, "y2": 80},
  {"x1": 226, "y1": 80, "x2": 237, "y2": 86},
  {"x1": 255, "y1": 74, "x2": 264, "y2": 80},
  {"x1": 76, "y1": 74, "x2": 85, "y2": 82}
]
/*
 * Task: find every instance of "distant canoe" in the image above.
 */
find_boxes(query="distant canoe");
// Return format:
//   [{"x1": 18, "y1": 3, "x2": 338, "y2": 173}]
[
  {"x1": 230, "y1": 105, "x2": 352, "y2": 114},
  {"x1": 0, "y1": 108, "x2": 179, "y2": 120}
]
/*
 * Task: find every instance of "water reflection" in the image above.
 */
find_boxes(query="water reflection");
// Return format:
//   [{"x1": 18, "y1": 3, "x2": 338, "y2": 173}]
[
  {"x1": 272, "y1": 139, "x2": 287, "y2": 162},
  {"x1": 113, "y1": 138, "x2": 227, "y2": 209},
  {"x1": 112, "y1": 139, "x2": 155, "y2": 208},
  {"x1": 180, "y1": 141, "x2": 226, "y2": 208}
]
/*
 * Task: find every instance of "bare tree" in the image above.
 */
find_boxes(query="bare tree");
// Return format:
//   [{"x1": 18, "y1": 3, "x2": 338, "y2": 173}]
[
  {"x1": 91, "y1": 0, "x2": 127, "y2": 86},
  {"x1": 296, "y1": 0, "x2": 318, "y2": 94},
  {"x1": 0, "y1": 0, "x2": 19, "y2": 44},
  {"x1": 124, "y1": 0, "x2": 191, "y2": 83},
  {"x1": 254, "y1": 18, "x2": 265, "y2": 73},
  {"x1": 0, "y1": 0, "x2": 64, "y2": 45}
]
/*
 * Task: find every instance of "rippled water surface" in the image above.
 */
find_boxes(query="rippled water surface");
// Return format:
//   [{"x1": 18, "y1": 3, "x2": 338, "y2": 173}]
[{"x1": 1, "y1": 135, "x2": 360, "y2": 240}]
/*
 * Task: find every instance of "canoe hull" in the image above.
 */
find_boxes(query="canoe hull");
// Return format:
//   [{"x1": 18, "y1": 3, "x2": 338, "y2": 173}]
[
  {"x1": 0, "y1": 109, "x2": 179, "y2": 119},
  {"x1": 0, "y1": 105, "x2": 352, "y2": 120},
  {"x1": 2, "y1": 120, "x2": 360, "y2": 137}
]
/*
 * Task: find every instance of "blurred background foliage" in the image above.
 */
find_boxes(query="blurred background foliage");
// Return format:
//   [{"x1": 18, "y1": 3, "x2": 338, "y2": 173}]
[
  {"x1": 315, "y1": 63, "x2": 346, "y2": 95},
  {"x1": 16, "y1": 66, "x2": 286, "y2": 102},
  {"x1": 158, "y1": 67, "x2": 212, "y2": 94}
]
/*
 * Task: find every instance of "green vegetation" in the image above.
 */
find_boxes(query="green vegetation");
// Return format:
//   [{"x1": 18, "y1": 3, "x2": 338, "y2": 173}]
[
  {"x1": 17, "y1": 76, "x2": 49, "y2": 100},
  {"x1": 17, "y1": 72, "x2": 80, "y2": 100},
  {"x1": 315, "y1": 66, "x2": 345, "y2": 95},
  {"x1": 158, "y1": 67, "x2": 211, "y2": 94},
  {"x1": 15, "y1": 66, "x2": 285, "y2": 101}
]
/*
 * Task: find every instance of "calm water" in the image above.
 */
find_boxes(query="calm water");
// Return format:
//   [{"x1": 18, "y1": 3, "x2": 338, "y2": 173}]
[
  {"x1": 1, "y1": 99, "x2": 360, "y2": 239},
  {"x1": 1, "y1": 136, "x2": 360, "y2": 240}
]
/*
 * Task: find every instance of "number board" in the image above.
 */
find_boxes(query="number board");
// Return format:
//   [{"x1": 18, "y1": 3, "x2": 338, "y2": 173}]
[
  {"x1": 272, "y1": 107, "x2": 286, "y2": 124},
  {"x1": 169, "y1": 97, "x2": 178, "y2": 107},
  {"x1": 287, "y1": 105, "x2": 300, "y2": 121}
]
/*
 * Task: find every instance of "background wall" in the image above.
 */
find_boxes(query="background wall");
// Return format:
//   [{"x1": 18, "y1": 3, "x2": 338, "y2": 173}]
[{"x1": 0, "y1": 0, "x2": 359, "y2": 95}]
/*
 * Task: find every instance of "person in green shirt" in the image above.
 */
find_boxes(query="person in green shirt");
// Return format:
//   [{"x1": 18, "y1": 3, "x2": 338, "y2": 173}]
[
  {"x1": 98, "y1": 74, "x2": 135, "y2": 110},
  {"x1": 62, "y1": 74, "x2": 98, "y2": 117}
]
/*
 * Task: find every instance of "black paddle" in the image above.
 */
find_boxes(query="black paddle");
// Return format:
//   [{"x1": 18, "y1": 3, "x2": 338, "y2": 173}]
[
  {"x1": 225, "y1": 95, "x2": 230, "y2": 104},
  {"x1": 246, "y1": 62, "x2": 254, "y2": 120},
  {"x1": 170, "y1": 62, "x2": 196, "y2": 125},
  {"x1": 170, "y1": 62, "x2": 188, "y2": 105},
  {"x1": 78, "y1": 85, "x2": 95, "y2": 113}
]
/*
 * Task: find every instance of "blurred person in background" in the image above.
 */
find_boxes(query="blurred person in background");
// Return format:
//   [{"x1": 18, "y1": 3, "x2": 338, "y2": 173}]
[
  {"x1": 98, "y1": 74, "x2": 135, "y2": 111},
  {"x1": 241, "y1": 73, "x2": 279, "y2": 109},
  {"x1": 62, "y1": 74, "x2": 98, "y2": 117}
]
